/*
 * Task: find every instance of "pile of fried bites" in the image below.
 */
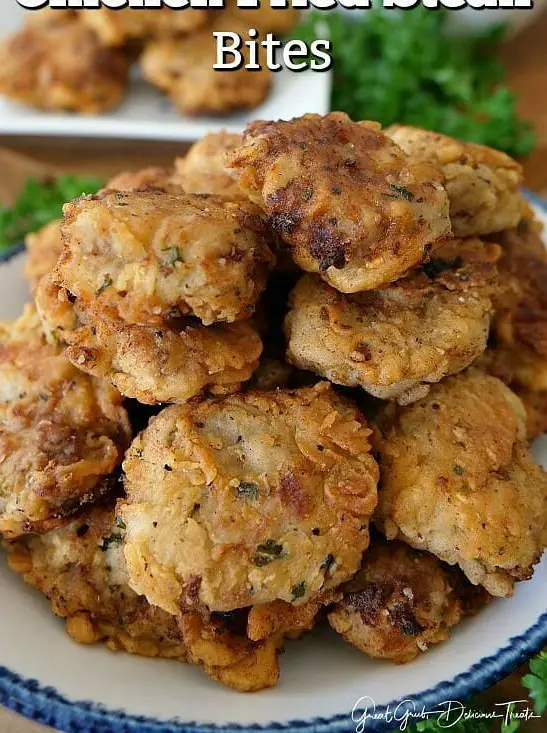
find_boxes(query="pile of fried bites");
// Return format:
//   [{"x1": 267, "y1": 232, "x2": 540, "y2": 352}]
[
  {"x1": 0, "y1": 5, "x2": 299, "y2": 117},
  {"x1": 2, "y1": 113, "x2": 547, "y2": 693}
]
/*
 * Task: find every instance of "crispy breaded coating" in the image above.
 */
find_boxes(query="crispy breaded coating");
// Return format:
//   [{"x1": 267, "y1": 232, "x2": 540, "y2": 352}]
[
  {"x1": 477, "y1": 220, "x2": 547, "y2": 438},
  {"x1": 224, "y1": 4, "x2": 300, "y2": 35},
  {"x1": 25, "y1": 220, "x2": 62, "y2": 294},
  {"x1": 141, "y1": 26, "x2": 271, "y2": 117},
  {"x1": 119, "y1": 382, "x2": 379, "y2": 614},
  {"x1": 387, "y1": 126, "x2": 524, "y2": 237},
  {"x1": 374, "y1": 370, "x2": 547, "y2": 597},
  {"x1": 328, "y1": 537, "x2": 489, "y2": 664},
  {"x1": 285, "y1": 239, "x2": 500, "y2": 404},
  {"x1": 58, "y1": 190, "x2": 275, "y2": 326},
  {"x1": 489, "y1": 222, "x2": 547, "y2": 391},
  {"x1": 173, "y1": 133, "x2": 243, "y2": 198},
  {"x1": 5, "y1": 504, "x2": 186, "y2": 660},
  {"x1": 81, "y1": 7, "x2": 207, "y2": 46},
  {"x1": 180, "y1": 612, "x2": 280, "y2": 692},
  {"x1": 105, "y1": 166, "x2": 176, "y2": 193},
  {"x1": 0, "y1": 19, "x2": 130, "y2": 113},
  {"x1": 0, "y1": 305, "x2": 131, "y2": 538},
  {"x1": 37, "y1": 277, "x2": 262, "y2": 406},
  {"x1": 230, "y1": 113, "x2": 451, "y2": 293},
  {"x1": 247, "y1": 588, "x2": 340, "y2": 642}
]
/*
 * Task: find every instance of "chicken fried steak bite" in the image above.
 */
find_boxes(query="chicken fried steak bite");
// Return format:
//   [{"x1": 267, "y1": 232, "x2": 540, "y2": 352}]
[
  {"x1": 141, "y1": 27, "x2": 271, "y2": 117},
  {"x1": 37, "y1": 277, "x2": 262, "y2": 406},
  {"x1": 81, "y1": 7, "x2": 207, "y2": 46},
  {"x1": 374, "y1": 370, "x2": 547, "y2": 597},
  {"x1": 120, "y1": 382, "x2": 379, "y2": 615},
  {"x1": 173, "y1": 133, "x2": 243, "y2": 198},
  {"x1": 387, "y1": 126, "x2": 524, "y2": 237},
  {"x1": 105, "y1": 166, "x2": 177, "y2": 193},
  {"x1": 180, "y1": 612, "x2": 281, "y2": 692},
  {"x1": 0, "y1": 306, "x2": 131, "y2": 538},
  {"x1": 230, "y1": 113, "x2": 451, "y2": 293},
  {"x1": 6, "y1": 503, "x2": 186, "y2": 659},
  {"x1": 0, "y1": 19, "x2": 130, "y2": 113},
  {"x1": 25, "y1": 219, "x2": 63, "y2": 294},
  {"x1": 476, "y1": 220, "x2": 547, "y2": 437},
  {"x1": 328, "y1": 537, "x2": 488, "y2": 664},
  {"x1": 285, "y1": 239, "x2": 499, "y2": 404},
  {"x1": 58, "y1": 190, "x2": 275, "y2": 326},
  {"x1": 488, "y1": 222, "x2": 547, "y2": 391}
]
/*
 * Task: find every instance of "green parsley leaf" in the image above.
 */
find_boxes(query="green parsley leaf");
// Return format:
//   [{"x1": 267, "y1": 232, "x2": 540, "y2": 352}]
[
  {"x1": 253, "y1": 539, "x2": 285, "y2": 567},
  {"x1": 292, "y1": 8, "x2": 535, "y2": 158},
  {"x1": 291, "y1": 581, "x2": 306, "y2": 600},
  {"x1": 236, "y1": 481, "x2": 259, "y2": 500},
  {"x1": 522, "y1": 651, "x2": 547, "y2": 715},
  {"x1": 0, "y1": 175, "x2": 103, "y2": 248}
]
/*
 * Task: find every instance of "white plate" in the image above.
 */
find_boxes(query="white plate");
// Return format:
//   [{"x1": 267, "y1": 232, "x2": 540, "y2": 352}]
[
  {"x1": 0, "y1": 5, "x2": 331, "y2": 141},
  {"x1": 0, "y1": 197, "x2": 546, "y2": 733}
]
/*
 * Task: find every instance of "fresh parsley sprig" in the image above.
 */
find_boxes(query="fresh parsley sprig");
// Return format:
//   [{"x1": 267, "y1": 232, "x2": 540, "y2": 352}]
[
  {"x1": 405, "y1": 650, "x2": 547, "y2": 733},
  {"x1": 293, "y1": 8, "x2": 535, "y2": 158},
  {"x1": 0, "y1": 174, "x2": 103, "y2": 248}
]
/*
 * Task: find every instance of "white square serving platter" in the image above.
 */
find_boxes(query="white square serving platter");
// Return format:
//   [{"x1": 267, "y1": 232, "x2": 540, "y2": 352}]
[{"x1": 0, "y1": 3, "x2": 331, "y2": 141}]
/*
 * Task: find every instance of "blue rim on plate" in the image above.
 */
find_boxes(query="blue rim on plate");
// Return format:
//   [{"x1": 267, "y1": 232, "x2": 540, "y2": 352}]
[{"x1": 1, "y1": 193, "x2": 547, "y2": 733}]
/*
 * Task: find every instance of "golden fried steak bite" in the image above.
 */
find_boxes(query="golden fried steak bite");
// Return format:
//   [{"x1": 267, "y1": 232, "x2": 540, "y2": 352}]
[
  {"x1": 489, "y1": 221, "x2": 547, "y2": 391},
  {"x1": 374, "y1": 370, "x2": 547, "y2": 597},
  {"x1": 173, "y1": 133, "x2": 244, "y2": 198},
  {"x1": 230, "y1": 113, "x2": 451, "y2": 293},
  {"x1": 387, "y1": 126, "x2": 524, "y2": 237},
  {"x1": 141, "y1": 26, "x2": 271, "y2": 117},
  {"x1": 0, "y1": 305, "x2": 131, "y2": 538},
  {"x1": 25, "y1": 220, "x2": 63, "y2": 295},
  {"x1": 180, "y1": 612, "x2": 281, "y2": 692},
  {"x1": 5, "y1": 503, "x2": 186, "y2": 660},
  {"x1": 105, "y1": 166, "x2": 176, "y2": 193},
  {"x1": 285, "y1": 238, "x2": 500, "y2": 404},
  {"x1": 328, "y1": 537, "x2": 488, "y2": 664},
  {"x1": 119, "y1": 382, "x2": 379, "y2": 615},
  {"x1": 81, "y1": 7, "x2": 207, "y2": 46},
  {"x1": 58, "y1": 190, "x2": 275, "y2": 326},
  {"x1": 0, "y1": 18, "x2": 131, "y2": 113},
  {"x1": 37, "y1": 277, "x2": 262, "y2": 406}
]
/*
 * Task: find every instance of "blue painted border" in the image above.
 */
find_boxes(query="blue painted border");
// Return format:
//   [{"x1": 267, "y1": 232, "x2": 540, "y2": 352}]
[{"x1": 1, "y1": 193, "x2": 547, "y2": 733}]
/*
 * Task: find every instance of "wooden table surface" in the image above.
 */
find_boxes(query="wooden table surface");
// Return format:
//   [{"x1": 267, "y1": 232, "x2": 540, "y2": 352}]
[{"x1": 0, "y1": 10, "x2": 546, "y2": 733}]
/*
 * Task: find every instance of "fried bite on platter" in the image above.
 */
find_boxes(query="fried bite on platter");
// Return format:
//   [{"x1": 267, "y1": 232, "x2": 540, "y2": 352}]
[
  {"x1": 387, "y1": 126, "x2": 524, "y2": 237},
  {"x1": 246, "y1": 588, "x2": 341, "y2": 642},
  {"x1": 81, "y1": 7, "x2": 208, "y2": 46},
  {"x1": 180, "y1": 612, "x2": 281, "y2": 692},
  {"x1": 0, "y1": 19, "x2": 131, "y2": 113},
  {"x1": 141, "y1": 25, "x2": 271, "y2": 117},
  {"x1": 25, "y1": 8, "x2": 76, "y2": 27},
  {"x1": 173, "y1": 133, "x2": 244, "y2": 198},
  {"x1": 230, "y1": 113, "x2": 451, "y2": 293},
  {"x1": 374, "y1": 370, "x2": 547, "y2": 597},
  {"x1": 119, "y1": 382, "x2": 379, "y2": 614},
  {"x1": 37, "y1": 277, "x2": 262, "y2": 406},
  {"x1": 0, "y1": 306, "x2": 131, "y2": 538},
  {"x1": 476, "y1": 220, "x2": 547, "y2": 437},
  {"x1": 58, "y1": 190, "x2": 275, "y2": 326},
  {"x1": 328, "y1": 537, "x2": 489, "y2": 664},
  {"x1": 488, "y1": 221, "x2": 547, "y2": 390},
  {"x1": 285, "y1": 239, "x2": 500, "y2": 404},
  {"x1": 25, "y1": 220, "x2": 63, "y2": 294},
  {"x1": 5, "y1": 503, "x2": 186, "y2": 660},
  {"x1": 105, "y1": 166, "x2": 177, "y2": 193}
]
